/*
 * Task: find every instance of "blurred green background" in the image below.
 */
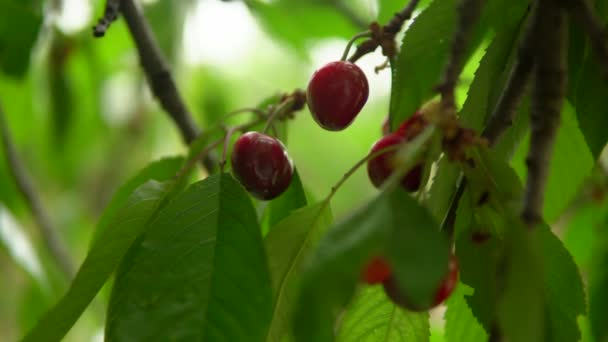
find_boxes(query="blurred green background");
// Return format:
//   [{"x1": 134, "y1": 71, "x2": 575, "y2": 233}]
[{"x1": 0, "y1": 0, "x2": 605, "y2": 341}]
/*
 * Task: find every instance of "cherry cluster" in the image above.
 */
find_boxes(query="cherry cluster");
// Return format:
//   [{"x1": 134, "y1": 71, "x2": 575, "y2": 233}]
[
  {"x1": 230, "y1": 58, "x2": 458, "y2": 308},
  {"x1": 230, "y1": 59, "x2": 370, "y2": 200}
]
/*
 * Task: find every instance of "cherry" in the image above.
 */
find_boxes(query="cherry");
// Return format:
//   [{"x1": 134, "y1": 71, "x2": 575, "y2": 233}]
[
  {"x1": 382, "y1": 254, "x2": 459, "y2": 311},
  {"x1": 366, "y1": 133, "x2": 423, "y2": 192},
  {"x1": 382, "y1": 112, "x2": 427, "y2": 137},
  {"x1": 231, "y1": 132, "x2": 294, "y2": 200},
  {"x1": 433, "y1": 254, "x2": 459, "y2": 306},
  {"x1": 361, "y1": 256, "x2": 392, "y2": 284},
  {"x1": 307, "y1": 61, "x2": 369, "y2": 131}
]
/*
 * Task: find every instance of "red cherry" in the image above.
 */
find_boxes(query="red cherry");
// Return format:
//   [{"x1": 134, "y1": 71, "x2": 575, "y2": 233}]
[
  {"x1": 231, "y1": 132, "x2": 294, "y2": 200},
  {"x1": 307, "y1": 61, "x2": 369, "y2": 131},
  {"x1": 395, "y1": 112, "x2": 427, "y2": 139},
  {"x1": 361, "y1": 256, "x2": 392, "y2": 284},
  {"x1": 382, "y1": 254, "x2": 459, "y2": 311},
  {"x1": 366, "y1": 133, "x2": 423, "y2": 192},
  {"x1": 432, "y1": 254, "x2": 459, "y2": 306}
]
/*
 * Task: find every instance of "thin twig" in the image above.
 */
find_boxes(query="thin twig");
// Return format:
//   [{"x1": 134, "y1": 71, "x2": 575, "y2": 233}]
[
  {"x1": 348, "y1": 0, "x2": 421, "y2": 63},
  {"x1": 341, "y1": 31, "x2": 372, "y2": 61},
  {"x1": 522, "y1": 0, "x2": 567, "y2": 226},
  {"x1": 384, "y1": 0, "x2": 421, "y2": 35},
  {"x1": 566, "y1": 0, "x2": 608, "y2": 79},
  {"x1": 120, "y1": 0, "x2": 215, "y2": 171},
  {"x1": 326, "y1": 145, "x2": 402, "y2": 202},
  {"x1": 174, "y1": 118, "x2": 266, "y2": 181},
  {"x1": 441, "y1": 5, "x2": 535, "y2": 237},
  {"x1": 92, "y1": 0, "x2": 121, "y2": 37},
  {"x1": 482, "y1": 8, "x2": 536, "y2": 145},
  {"x1": 440, "y1": 177, "x2": 467, "y2": 238},
  {"x1": 0, "y1": 100, "x2": 75, "y2": 279},
  {"x1": 263, "y1": 97, "x2": 295, "y2": 134},
  {"x1": 437, "y1": 0, "x2": 483, "y2": 112}
]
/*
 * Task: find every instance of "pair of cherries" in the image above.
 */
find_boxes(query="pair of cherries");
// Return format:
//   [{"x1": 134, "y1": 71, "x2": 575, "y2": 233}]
[
  {"x1": 231, "y1": 60, "x2": 369, "y2": 200},
  {"x1": 362, "y1": 254, "x2": 459, "y2": 311},
  {"x1": 305, "y1": 59, "x2": 427, "y2": 192}
]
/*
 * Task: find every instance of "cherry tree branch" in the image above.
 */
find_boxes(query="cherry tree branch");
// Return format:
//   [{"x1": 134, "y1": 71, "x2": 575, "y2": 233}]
[
  {"x1": 442, "y1": 8, "x2": 536, "y2": 236},
  {"x1": 94, "y1": 0, "x2": 216, "y2": 171},
  {"x1": 347, "y1": 0, "x2": 420, "y2": 63},
  {"x1": 92, "y1": 0, "x2": 121, "y2": 37},
  {"x1": 522, "y1": 0, "x2": 567, "y2": 226},
  {"x1": 0, "y1": 100, "x2": 75, "y2": 279},
  {"x1": 482, "y1": 10, "x2": 536, "y2": 144},
  {"x1": 437, "y1": 0, "x2": 483, "y2": 111}
]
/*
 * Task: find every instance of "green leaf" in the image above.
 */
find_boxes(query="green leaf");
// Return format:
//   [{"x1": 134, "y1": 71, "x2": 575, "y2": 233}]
[
  {"x1": 459, "y1": 20, "x2": 522, "y2": 132},
  {"x1": 574, "y1": 52, "x2": 608, "y2": 158},
  {"x1": 91, "y1": 156, "x2": 185, "y2": 245},
  {"x1": 511, "y1": 102, "x2": 593, "y2": 221},
  {"x1": 427, "y1": 156, "x2": 460, "y2": 224},
  {"x1": 539, "y1": 223, "x2": 586, "y2": 342},
  {"x1": 293, "y1": 189, "x2": 448, "y2": 342},
  {"x1": 265, "y1": 202, "x2": 332, "y2": 342},
  {"x1": 389, "y1": 0, "x2": 456, "y2": 128},
  {"x1": 459, "y1": 151, "x2": 586, "y2": 342},
  {"x1": 247, "y1": 1, "x2": 359, "y2": 56},
  {"x1": 496, "y1": 219, "x2": 544, "y2": 342},
  {"x1": 0, "y1": 205, "x2": 46, "y2": 286},
  {"x1": 453, "y1": 192, "x2": 500, "y2": 331},
  {"x1": 389, "y1": 0, "x2": 528, "y2": 129},
  {"x1": 22, "y1": 181, "x2": 172, "y2": 342},
  {"x1": 444, "y1": 283, "x2": 487, "y2": 342},
  {"x1": 0, "y1": 1, "x2": 42, "y2": 77},
  {"x1": 262, "y1": 169, "x2": 308, "y2": 235},
  {"x1": 426, "y1": 18, "x2": 526, "y2": 224},
  {"x1": 337, "y1": 286, "x2": 429, "y2": 342},
  {"x1": 563, "y1": 201, "x2": 608, "y2": 269},
  {"x1": 106, "y1": 174, "x2": 273, "y2": 342},
  {"x1": 385, "y1": 190, "x2": 450, "y2": 309},
  {"x1": 571, "y1": 0, "x2": 608, "y2": 158},
  {"x1": 590, "y1": 240, "x2": 608, "y2": 342}
]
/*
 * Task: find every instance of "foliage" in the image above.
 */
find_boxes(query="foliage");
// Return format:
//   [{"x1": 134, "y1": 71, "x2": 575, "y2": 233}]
[{"x1": 0, "y1": 1, "x2": 606, "y2": 342}]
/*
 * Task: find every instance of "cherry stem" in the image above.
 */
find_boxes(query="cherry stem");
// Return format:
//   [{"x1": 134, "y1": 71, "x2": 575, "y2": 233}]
[
  {"x1": 219, "y1": 126, "x2": 238, "y2": 173},
  {"x1": 263, "y1": 97, "x2": 295, "y2": 135},
  {"x1": 175, "y1": 118, "x2": 266, "y2": 180},
  {"x1": 222, "y1": 107, "x2": 268, "y2": 122},
  {"x1": 326, "y1": 144, "x2": 402, "y2": 202},
  {"x1": 341, "y1": 30, "x2": 373, "y2": 61}
]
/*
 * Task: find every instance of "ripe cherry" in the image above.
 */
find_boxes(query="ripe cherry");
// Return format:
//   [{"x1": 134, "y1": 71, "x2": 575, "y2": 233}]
[
  {"x1": 433, "y1": 254, "x2": 459, "y2": 306},
  {"x1": 382, "y1": 254, "x2": 459, "y2": 311},
  {"x1": 382, "y1": 112, "x2": 427, "y2": 137},
  {"x1": 307, "y1": 61, "x2": 369, "y2": 131},
  {"x1": 366, "y1": 133, "x2": 423, "y2": 192},
  {"x1": 361, "y1": 256, "x2": 392, "y2": 284},
  {"x1": 395, "y1": 112, "x2": 427, "y2": 138},
  {"x1": 231, "y1": 132, "x2": 294, "y2": 200}
]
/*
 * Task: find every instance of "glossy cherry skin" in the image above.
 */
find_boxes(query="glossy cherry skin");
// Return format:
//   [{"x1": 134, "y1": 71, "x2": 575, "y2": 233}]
[
  {"x1": 231, "y1": 132, "x2": 294, "y2": 200},
  {"x1": 382, "y1": 254, "x2": 459, "y2": 311},
  {"x1": 361, "y1": 256, "x2": 392, "y2": 284},
  {"x1": 307, "y1": 61, "x2": 369, "y2": 131},
  {"x1": 366, "y1": 133, "x2": 423, "y2": 192},
  {"x1": 433, "y1": 254, "x2": 459, "y2": 306},
  {"x1": 382, "y1": 112, "x2": 426, "y2": 137}
]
